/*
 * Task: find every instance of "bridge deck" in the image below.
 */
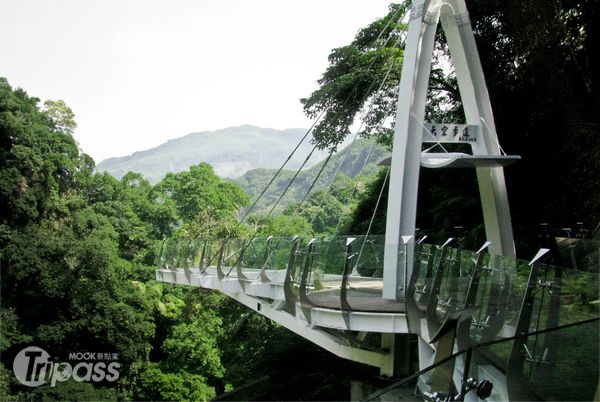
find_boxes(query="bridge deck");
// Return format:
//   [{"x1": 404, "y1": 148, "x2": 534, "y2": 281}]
[
  {"x1": 156, "y1": 267, "x2": 409, "y2": 334},
  {"x1": 307, "y1": 289, "x2": 406, "y2": 313}
]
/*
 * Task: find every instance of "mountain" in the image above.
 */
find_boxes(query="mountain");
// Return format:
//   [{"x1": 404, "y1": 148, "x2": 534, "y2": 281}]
[
  {"x1": 96, "y1": 125, "x2": 329, "y2": 183},
  {"x1": 235, "y1": 138, "x2": 390, "y2": 213}
]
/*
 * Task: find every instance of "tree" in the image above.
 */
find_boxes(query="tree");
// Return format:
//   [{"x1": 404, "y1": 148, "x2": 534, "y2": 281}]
[
  {"x1": 284, "y1": 190, "x2": 346, "y2": 234},
  {"x1": 162, "y1": 312, "x2": 225, "y2": 379},
  {"x1": 467, "y1": 0, "x2": 600, "y2": 237},
  {"x1": 132, "y1": 362, "x2": 215, "y2": 402},
  {"x1": 247, "y1": 214, "x2": 312, "y2": 237},
  {"x1": 43, "y1": 99, "x2": 77, "y2": 135},
  {"x1": 301, "y1": 3, "x2": 411, "y2": 151},
  {"x1": 0, "y1": 79, "x2": 166, "y2": 399},
  {"x1": 0, "y1": 79, "x2": 85, "y2": 227},
  {"x1": 155, "y1": 163, "x2": 250, "y2": 223}
]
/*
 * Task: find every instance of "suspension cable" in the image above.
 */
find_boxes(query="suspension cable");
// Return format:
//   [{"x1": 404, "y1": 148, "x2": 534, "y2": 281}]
[
  {"x1": 267, "y1": 21, "x2": 408, "y2": 247},
  {"x1": 354, "y1": 167, "x2": 390, "y2": 275},
  {"x1": 225, "y1": 148, "x2": 335, "y2": 277},
  {"x1": 221, "y1": 144, "x2": 320, "y2": 275},
  {"x1": 304, "y1": 29, "x2": 406, "y2": 233},
  {"x1": 238, "y1": 2, "x2": 407, "y2": 226},
  {"x1": 329, "y1": 41, "x2": 404, "y2": 237},
  {"x1": 204, "y1": 5, "x2": 408, "y2": 271},
  {"x1": 243, "y1": 24, "x2": 409, "y2": 276}
]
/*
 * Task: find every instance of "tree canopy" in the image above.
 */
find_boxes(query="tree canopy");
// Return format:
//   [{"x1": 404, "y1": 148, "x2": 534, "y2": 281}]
[
  {"x1": 303, "y1": 1, "x2": 599, "y2": 248},
  {"x1": 0, "y1": 78, "x2": 259, "y2": 401}
]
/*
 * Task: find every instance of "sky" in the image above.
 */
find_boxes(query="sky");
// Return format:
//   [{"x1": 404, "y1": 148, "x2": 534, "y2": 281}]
[{"x1": 0, "y1": 0, "x2": 393, "y2": 162}]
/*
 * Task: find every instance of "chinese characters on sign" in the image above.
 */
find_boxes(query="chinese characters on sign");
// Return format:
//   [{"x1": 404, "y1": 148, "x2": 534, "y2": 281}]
[{"x1": 424, "y1": 123, "x2": 478, "y2": 143}]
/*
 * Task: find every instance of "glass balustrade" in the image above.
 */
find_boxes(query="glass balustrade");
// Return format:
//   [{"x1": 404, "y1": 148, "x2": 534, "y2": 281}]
[
  {"x1": 155, "y1": 233, "x2": 599, "y2": 400},
  {"x1": 156, "y1": 235, "x2": 599, "y2": 333},
  {"x1": 364, "y1": 318, "x2": 599, "y2": 402}
]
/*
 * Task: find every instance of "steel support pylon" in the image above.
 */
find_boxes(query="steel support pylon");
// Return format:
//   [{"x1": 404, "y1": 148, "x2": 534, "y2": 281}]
[{"x1": 383, "y1": 0, "x2": 516, "y2": 300}]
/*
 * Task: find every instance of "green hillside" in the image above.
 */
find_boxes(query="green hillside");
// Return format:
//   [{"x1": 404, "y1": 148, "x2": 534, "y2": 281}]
[
  {"x1": 235, "y1": 138, "x2": 390, "y2": 214},
  {"x1": 96, "y1": 125, "x2": 329, "y2": 184}
]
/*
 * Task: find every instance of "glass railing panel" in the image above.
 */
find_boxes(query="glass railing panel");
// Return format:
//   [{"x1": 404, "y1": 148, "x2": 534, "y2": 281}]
[
  {"x1": 352, "y1": 235, "x2": 385, "y2": 278},
  {"x1": 174, "y1": 238, "x2": 192, "y2": 268},
  {"x1": 268, "y1": 237, "x2": 295, "y2": 271},
  {"x1": 466, "y1": 254, "x2": 524, "y2": 343},
  {"x1": 188, "y1": 238, "x2": 206, "y2": 269},
  {"x1": 473, "y1": 255, "x2": 600, "y2": 341},
  {"x1": 204, "y1": 239, "x2": 224, "y2": 269},
  {"x1": 282, "y1": 238, "x2": 304, "y2": 306},
  {"x1": 161, "y1": 238, "x2": 180, "y2": 269},
  {"x1": 473, "y1": 319, "x2": 600, "y2": 402},
  {"x1": 311, "y1": 236, "x2": 347, "y2": 293},
  {"x1": 437, "y1": 246, "x2": 472, "y2": 313},
  {"x1": 241, "y1": 237, "x2": 269, "y2": 270},
  {"x1": 521, "y1": 319, "x2": 599, "y2": 401},
  {"x1": 366, "y1": 319, "x2": 599, "y2": 402},
  {"x1": 555, "y1": 236, "x2": 600, "y2": 272},
  {"x1": 345, "y1": 235, "x2": 385, "y2": 301},
  {"x1": 412, "y1": 243, "x2": 436, "y2": 306},
  {"x1": 542, "y1": 262, "x2": 599, "y2": 327},
  {"x1": 155, "y1": 239, "x2": 168, "y2": 268},
  {"x1": 291, "y1": 241, "x2": 306, "y2": 286},
  {"x1": 221, "y1": 238, "x2": 245, "y2": 271}
]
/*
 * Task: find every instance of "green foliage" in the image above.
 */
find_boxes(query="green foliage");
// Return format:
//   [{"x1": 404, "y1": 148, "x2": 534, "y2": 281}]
[
  {"x1": 155, "y1": 163, "x2": 250, "y2": 223},
  {"x1": 27, "y1": 380, "x2": 117, "y2": 402},
  {"x1": 301, "y1": 3, "x2": 410, "y2": 150},
  {"x1": 285, "y1": 189, "x2": 346, "y2": 234},
  {"x1": 216, "y1": 300, "x2": 274, "y2": 390},
  {"x1": 42, "y1": 99, "x2": 77, "y2": 135},
  {"x1": 316, "y1": 0, "x2": 600, "y2": 248},
  {"x1": 248, "y1": 214, "x2": 312, "y2": 237},
  {"x1": 1, "y1": 217, "x2": 155, "y2": 365},
  {"x1": 0, "y1": 78, "x2": 88, "y2": 227},
  {"x1": 466, "y1": 0, "x2": 600, "y2": 234},
  {"x1": 1, "y1": 79, "x2": 245, "y2": 400},
  {"x1": 162, "y1": 312, "x2": 225, "y2": 378},
  {"x1": 132, "y1": 362, "x2": 215, "y2": 402},
  {"x1": 236, "y1": 138, "x2": 389, "y2": 215},
  {"x1": 0, "y1": 308, "x2": 32, "y2": 352},
  {"x1": 183, "y1": 207, "x2": 247, "y2": 240},
  {"x1": 1, "y1": 1, "x2": 599, "y2": 399},
  {"x1": 345, "y1": 168, "x2": 389, "y2": 235}
]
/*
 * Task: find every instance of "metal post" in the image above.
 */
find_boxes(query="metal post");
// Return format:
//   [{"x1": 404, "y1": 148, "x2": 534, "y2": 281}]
[
  {"x1": 236, "y1": 239, "x2": 248, "y2": 286},
  {"x1": 216, "y1": 239, "x2": 227, "y2": 280},
  {"x1": 259, "y1": 235, "x2": 273, "y2": 283},
  {"x1": 401, "y1": 236, "x2": 414, "y2": 299},
  {"x1": 299, "y1": 238, "x2": 317, "y2": 322},
  {"x1": 341, "y1": 237, "x2": 357, "y2": 329},
  {"x1": 157, "y1": 238, "x2": 167, "y2": 269},
  {"x1": 507, "y1": 248, "x2": 550, "y2": 402},
  {"x1": 283, "y1": 236, "x2": 301, "y2": 307},
  {"x1": 426, "y1": 238, "x2": 453, "y2": 339},
  {"x1": 199, "y1": 239, "x2": 210, "y2": 273}
]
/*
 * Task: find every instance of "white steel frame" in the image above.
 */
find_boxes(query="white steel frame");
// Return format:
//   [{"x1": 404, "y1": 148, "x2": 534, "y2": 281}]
[{"x1": 383, "y1": 0, "x2": 516, "y2": 300}]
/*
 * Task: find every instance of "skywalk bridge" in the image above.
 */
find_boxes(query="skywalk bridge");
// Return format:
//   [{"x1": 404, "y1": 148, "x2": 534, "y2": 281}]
[
  {"x1": 156, "y1": 0, "x2": 599, "y2": 399},
  {"x1": 156, "y1": 235, "x2": 599, "y2": 401}
]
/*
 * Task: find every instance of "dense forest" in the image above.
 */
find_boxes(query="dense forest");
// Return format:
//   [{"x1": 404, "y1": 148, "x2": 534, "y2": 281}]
[
  {"x1": 1, "y1": 0, "x2": 599, "y2": 401},
  {"x1": 0, "y1": 77, "x2": 374, "y2": 401}
]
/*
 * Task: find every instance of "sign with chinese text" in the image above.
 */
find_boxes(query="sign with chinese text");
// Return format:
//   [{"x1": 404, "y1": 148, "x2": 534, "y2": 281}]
[{"x1": 422, "y1": 123, "x2": 479, "y2": 143}]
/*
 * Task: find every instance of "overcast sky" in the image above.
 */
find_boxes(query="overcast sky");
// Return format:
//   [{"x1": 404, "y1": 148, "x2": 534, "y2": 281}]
[{"x1": 0, "y1": 0, "x2": 392, "y2": 162}]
